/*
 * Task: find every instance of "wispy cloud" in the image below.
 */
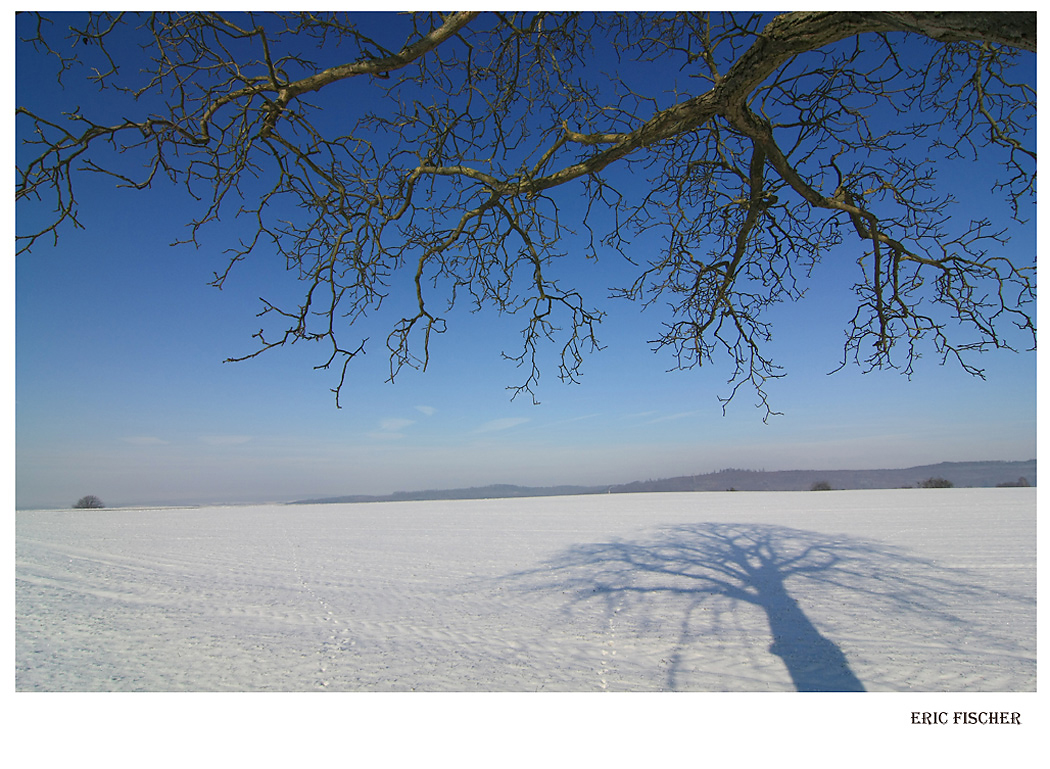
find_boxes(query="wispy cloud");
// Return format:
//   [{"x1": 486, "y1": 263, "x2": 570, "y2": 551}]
[
  {"x1": 415, "y1": 405, "x2": 437, "y2": 417},
  {"x1": 474, "y1": 417, "x2": 530, "y2": 434},
  {"x1": 545, "y1": 413, "x2": 602, "y2": 428},
  {"x1": 645, "y1": 411, "x2": 703, "y2": 425},
  {"x1": 625, "y1": 410, "x2": 658, "y2": 420},
  {"x1": 121, "y1": 436, "x2": 168, "y2": 446},
  {"x1": 379, "y1": 418, "x2": 416, "y2": 432},
  {"x1": 366, "y1": 431, "x2": 407, "y2": 441},
  {"x1": 366, "y1": 417, "x2": 417, "y2": 441},
  {"x1": 200, "y1": 435, "x2": 253, "y2": 446}
]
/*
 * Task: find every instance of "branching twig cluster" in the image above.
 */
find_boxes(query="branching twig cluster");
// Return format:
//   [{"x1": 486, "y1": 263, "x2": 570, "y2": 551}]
[{"x1": 16, "y1": 11, "x2": 1035, "y2": 415}]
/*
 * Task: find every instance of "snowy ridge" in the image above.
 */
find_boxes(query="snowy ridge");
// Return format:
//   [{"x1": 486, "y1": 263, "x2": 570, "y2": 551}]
[{"x1": 291, "y1": 459, "x2": 1035, "y2": 505}]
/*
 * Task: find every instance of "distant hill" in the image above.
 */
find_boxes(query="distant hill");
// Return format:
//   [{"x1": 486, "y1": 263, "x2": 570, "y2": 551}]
[
  {"x1": 292, "y1": 483, "x2": 603, "y2": 505},
  {"x1": 607, "y1": 460, "x2": 1036, "y2": 493},
  {"x1": 289, "y1": 459, "x2": 1035, "y2": 505}
]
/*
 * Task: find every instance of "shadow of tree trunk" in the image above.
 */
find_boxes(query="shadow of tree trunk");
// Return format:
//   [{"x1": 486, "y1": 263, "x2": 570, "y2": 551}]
[
  {"x1": 674, "y1": 524, "x2": 865, "y2": 691},
  {"x1": 757, "y1": 569, "x2": 864, "y2": 691},
  {"x1": 508, "y1": 522, "x2": 1032, "y2": 691}
]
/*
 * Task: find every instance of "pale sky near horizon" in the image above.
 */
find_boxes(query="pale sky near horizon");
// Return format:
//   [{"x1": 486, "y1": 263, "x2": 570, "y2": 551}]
[{"x1": 13, "y1": 12, "x2": 1037, "y2": 509}]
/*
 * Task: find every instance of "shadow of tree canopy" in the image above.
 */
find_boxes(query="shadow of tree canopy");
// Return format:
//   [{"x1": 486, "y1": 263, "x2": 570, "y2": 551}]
[{"x1": 509, "y1": 522, "x2": 1033, "y2": 691}]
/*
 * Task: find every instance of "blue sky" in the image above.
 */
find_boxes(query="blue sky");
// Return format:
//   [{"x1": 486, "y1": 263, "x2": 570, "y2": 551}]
[{"x1": 13, "y1": 12, "x2": 1037, "y2": 508}]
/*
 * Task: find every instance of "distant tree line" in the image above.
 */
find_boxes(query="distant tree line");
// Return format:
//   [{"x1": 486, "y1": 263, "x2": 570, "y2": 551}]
[
  {"x1": 918, "y1": 477, "x2": 954, "y2": 489},
  {"x1": 830, "y1": 477, "x2": 961, "y2": 490},
  {"x1": 812, "y1": 477, "x2": 954, "y2": 491},
  {"x1": 996, "y1": 477, "x2": 1030, "y2": 487}
]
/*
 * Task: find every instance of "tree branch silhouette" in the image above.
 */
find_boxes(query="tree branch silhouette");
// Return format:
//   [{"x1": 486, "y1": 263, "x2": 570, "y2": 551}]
[{"x1": 17, "y1": 12, "x2": 1035, "y2": 414}]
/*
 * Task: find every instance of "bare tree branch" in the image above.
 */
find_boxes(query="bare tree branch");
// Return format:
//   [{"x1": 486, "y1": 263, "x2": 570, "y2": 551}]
[{"x1": 16, "y1": 11, "x2": 1035, "y2": 415}]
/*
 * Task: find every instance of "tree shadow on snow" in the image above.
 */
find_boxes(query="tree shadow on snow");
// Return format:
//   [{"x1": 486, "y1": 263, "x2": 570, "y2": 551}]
[{"x1": 509, "y1": 522, "x2": 1031, "y2": 692}]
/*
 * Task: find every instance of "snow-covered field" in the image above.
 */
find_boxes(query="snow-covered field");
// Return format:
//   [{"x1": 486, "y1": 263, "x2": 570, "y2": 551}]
[{"x1": 16, "y1": 488, "x2": 1035, "y2": 693}]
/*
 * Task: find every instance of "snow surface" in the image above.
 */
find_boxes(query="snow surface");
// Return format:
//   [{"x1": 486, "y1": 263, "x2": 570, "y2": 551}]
[{"x1": 16, "y1": 488, "x2": 1035, "y2": 692}]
